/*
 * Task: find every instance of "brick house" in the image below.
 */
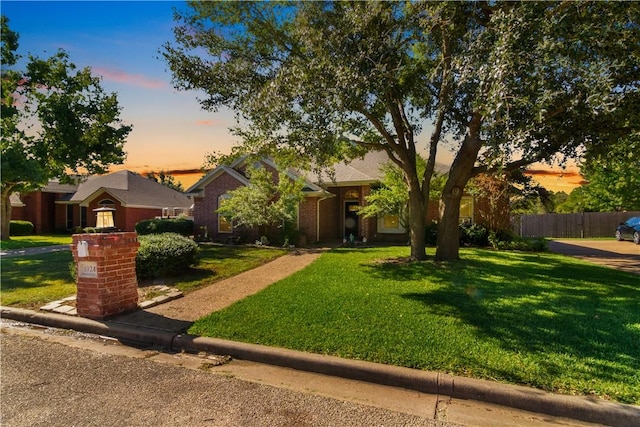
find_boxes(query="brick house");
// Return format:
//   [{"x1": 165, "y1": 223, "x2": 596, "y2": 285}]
[
  {"x1": 11, "y1": 170, "x2": 193, "y2": 234},
  {"x1": 187, "y1": 152, "x2": 508, "y2": 245}
]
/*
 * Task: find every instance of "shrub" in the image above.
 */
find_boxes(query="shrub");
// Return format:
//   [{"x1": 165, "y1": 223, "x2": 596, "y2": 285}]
[
  {"x1": 424, "y1": 221, "x2": 438, "y2": 246},
  {"x1": 69, "y1": 261, "x2": 77, "y2": 282},
  {"x1": 424, "y1": 222, "x2": 545, "y2": 250},
  {"x1": 136, "y1": 233, "x2": 199, "y2": 279},
  {"x1": 489, "y1": 231, "x2": 548, "y2": 252},
  {"x1": 459, "y1": 222, "x2": 489, "y2": 247},
  {"x1": 135, "y1": 218, "x2": 195, "y2": 236},
  {"x1": 9, "y1": 220, "x2": 34, "y2": 236}
]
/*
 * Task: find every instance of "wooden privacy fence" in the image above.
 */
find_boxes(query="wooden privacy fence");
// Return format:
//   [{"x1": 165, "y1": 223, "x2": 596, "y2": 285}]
[{"x1": 511, "y1": 211, "x2": 640, "y2": 238}]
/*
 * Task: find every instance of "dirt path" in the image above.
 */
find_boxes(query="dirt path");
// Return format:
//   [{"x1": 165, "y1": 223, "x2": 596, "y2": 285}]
[{"x1": 145, "y1": 248, "x2": 325, "y2": 322}]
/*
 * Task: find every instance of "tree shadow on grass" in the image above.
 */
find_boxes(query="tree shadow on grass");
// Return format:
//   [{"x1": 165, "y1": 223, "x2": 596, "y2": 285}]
[{"x1": 362, "y1": 250, "x2": 640, "y2": 396}]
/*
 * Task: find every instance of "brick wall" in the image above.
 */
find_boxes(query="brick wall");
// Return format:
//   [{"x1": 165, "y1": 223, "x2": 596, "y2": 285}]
[
  {"x1": 193, "y1": 173, "x2": 244, "y2": 240},
  {"x1": 298, "y1": 198, "x2": 318, "y2": 242},
  {"x1": 18, "y1": 191, "x2": 58, "y2": 234},
  {"x1": 72, "y1": 232, "x2": 139, "y2": 319},
  {"x1": 123, "y1": 207, "x2": 162, "y2": 231},
  {"x1": 318, "y1": 192, "x2": 339, "y2": 241}
]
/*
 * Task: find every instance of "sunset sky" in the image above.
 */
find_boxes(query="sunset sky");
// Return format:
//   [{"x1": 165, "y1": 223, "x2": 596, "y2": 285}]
[{"x1": 3, "y1": 1, "x2": 582, "y2": 193}]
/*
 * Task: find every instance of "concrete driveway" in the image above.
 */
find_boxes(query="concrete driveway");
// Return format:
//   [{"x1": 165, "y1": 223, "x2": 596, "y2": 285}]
[{"x1": 548, "y1": 239, "x2": 640, "y2": 276}]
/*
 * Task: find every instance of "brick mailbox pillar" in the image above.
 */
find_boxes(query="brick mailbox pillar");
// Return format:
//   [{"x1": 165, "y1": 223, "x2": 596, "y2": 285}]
[{"x1": 72, "y1": 232, "x2": 140, "y2": 319}]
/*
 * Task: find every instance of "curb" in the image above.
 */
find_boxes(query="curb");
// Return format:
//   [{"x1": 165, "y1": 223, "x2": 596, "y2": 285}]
[{"x1": 2, "y1": 306, "x2": 638, "y2": 427}]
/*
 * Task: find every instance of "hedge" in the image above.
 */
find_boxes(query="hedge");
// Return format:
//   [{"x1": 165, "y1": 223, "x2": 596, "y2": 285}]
[
  {"x1": 135, "y1": 218, "x2": 194, "y2": 236},
  {"x1": 9, "y1": 220, "x2": 34, "y2": 236}
]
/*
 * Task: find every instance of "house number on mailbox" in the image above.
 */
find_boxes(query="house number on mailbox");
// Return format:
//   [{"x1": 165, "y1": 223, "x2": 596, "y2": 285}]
[{"x1": 78, "y1": 261, "x2": 98, "y2": 278}]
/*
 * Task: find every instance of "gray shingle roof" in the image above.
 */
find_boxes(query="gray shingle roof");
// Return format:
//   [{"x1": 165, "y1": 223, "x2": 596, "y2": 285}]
[{"x1": 68, "y1": 171, "x2": 192, "y2": 208}]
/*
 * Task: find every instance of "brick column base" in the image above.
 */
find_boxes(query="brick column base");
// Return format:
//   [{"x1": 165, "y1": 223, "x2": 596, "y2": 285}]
[{"x1": 72, "y1": 232, "x2": 140, "y2": 320}]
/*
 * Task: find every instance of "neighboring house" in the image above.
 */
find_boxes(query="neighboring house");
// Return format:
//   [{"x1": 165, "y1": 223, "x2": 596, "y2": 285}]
[
  {"x1": 187, "y1": 152, "x2": 505, "y2": 245},
  {"x1": 10, "y1": 171, "x2": 193, "y2": 234}
]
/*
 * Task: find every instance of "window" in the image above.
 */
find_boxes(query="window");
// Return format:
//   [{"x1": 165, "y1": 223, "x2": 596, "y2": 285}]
[
  {"x1": 344, "y1": 189, "x2": 359, "y2": 200},
  {"x1": 80, "y1": 206, "x2": 87, "y2": 228},
  {"x1": 377, "y1": 213, "x2": 405, "y2": 234},
  {"x1": 383, "y1": 214, "x2": 399, "y2": 229},
  {"x1": 218, "y1": 195, "x2": 233, "y2": 233},
  {"x1": 98, "y1": 199, "x2": 115, "y2": 208},
  {"x1": 459, "y1": 196, "x2": 474, "y2": 223},
  {"x1": 66, "y1": 205, "x2": 74, "y2": 230}
]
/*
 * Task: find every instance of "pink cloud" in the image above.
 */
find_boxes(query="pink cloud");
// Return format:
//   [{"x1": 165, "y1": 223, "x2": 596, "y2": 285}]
[{"x1": 94, "y1": 67, "x2": 166, "y2": 89}]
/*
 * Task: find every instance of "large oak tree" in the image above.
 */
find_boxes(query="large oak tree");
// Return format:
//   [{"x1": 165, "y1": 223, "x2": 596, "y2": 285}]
[
  {"x1": 163, "y1": 1, "x2": 639, "y2": 260},
  {"x1": 1, "y1": 16, "x2": 132, "y2": 239}
]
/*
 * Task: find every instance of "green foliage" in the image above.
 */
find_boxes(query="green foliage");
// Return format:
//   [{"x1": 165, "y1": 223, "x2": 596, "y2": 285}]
[
  {"x1": 360, "y1": 156, "x2": 445, "y2": 229},
  {"x1": 459, "y1": 222, "x2": 489, "y2": 247},
  {"x1": 68, "y1": 261, "x2": 77, "y2": 282},
  {"x1": 1, "y1": 16, "x2": 131, "y2": 239},
  {"x1": 577, "y1": 133, "x2": 640, "y2": 212},
  {"x1": 555, "y1": 187, "x2": 592, "y2": 213},
  {"x1": 216, "y1": 163, "x2": 304, "y2": 243},
  {"x1": 9, "y1": 220, "x2": 33, "y2": 236},
  {"x1": 135, "y1": 218, "x2": 195, "y2": 236},
  {"x1": 146, "y1": 170, "x2": 184, "y2": 192},
  {"x1": 489, "y1": 231, "x2": 548, "y2": 252},
  {"x1": 135, "y1": 233, "x2": 199, "y2": 279},
  {"x1": 424, "y1": 221, "x2": 439, "y2": 246}
]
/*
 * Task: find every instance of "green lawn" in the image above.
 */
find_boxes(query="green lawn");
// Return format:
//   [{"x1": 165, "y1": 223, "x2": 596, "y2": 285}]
[
  {"x1": 0, "y1": 244, "x2": 286, "y2": 309},
  {"x1": 152, "y1": 244, "x2": 288, "y2": 293},
  {"x1": 190, "y1": 246, "x2": 640, "y2": 404},
  {"x1": 1, "y1": 235, "x2": 72, "y2": 250},
  {"x1": 0, "y1": 251, "x2": 76, "y2": 308}
]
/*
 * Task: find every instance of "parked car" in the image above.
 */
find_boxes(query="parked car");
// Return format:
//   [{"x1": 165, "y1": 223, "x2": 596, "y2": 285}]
[{"x1": 615, "y1": 217, "x2": 640, "y2": 244}]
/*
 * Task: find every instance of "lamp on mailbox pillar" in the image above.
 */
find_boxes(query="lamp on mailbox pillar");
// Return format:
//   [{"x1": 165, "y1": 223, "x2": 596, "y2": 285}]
[{"x1": 93, "y1": 207, "x2": 115, "y2": 231}]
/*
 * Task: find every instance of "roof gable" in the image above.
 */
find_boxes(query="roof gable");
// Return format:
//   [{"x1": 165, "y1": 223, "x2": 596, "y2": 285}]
[
  {"x1": 64, "y1": 171, "x2": 192, "y2": 208},
  {"x1": 186, "y1": 164, "x2": 251, "y2": 196}
]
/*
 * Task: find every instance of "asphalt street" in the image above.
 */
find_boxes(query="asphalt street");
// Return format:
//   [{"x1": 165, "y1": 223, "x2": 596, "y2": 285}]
[
  {"x1": 1, "y1": 323, "x2": 606, "y2": 427},
  {"x1": 1, "y1": 327, "x2": 458, "y2": 427}
]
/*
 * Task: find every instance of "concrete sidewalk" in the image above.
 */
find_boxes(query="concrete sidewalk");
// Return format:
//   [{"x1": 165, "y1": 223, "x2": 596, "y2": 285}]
[{"x1": 0, "y1": 244, "x2": 71, "y2": 258}]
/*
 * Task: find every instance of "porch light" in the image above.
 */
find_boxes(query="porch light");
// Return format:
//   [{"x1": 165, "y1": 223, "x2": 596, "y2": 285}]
[{"x1": 93, "y1": 207, "x2": 115, "y2": 231}]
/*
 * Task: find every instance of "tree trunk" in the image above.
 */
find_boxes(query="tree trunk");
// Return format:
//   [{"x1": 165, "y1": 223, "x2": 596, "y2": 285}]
[
  {"x1": 436, "y1": 187, "x2": 463, "y2": 261},
  {"x1": 407, "y1": 184, "x2": 427, "y2": 261},
  {"x1": 435, "y1": 114, "x2": 483, "y2": 261},
  {"x1": 1, "y1": 187, "x2": 14, "y2": 240}
]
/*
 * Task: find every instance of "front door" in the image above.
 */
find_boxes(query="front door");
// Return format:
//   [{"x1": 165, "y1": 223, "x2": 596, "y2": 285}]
[{"x1": 344, "y1": 201, "x2": 359, "y2": 240}]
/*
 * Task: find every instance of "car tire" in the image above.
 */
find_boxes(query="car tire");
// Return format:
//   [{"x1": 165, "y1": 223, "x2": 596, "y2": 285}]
[
  {"x1": 615, "y1": 230, "x2": 623, "y2": 241},
  {"x1": 634, "y1": 231, "x2": 640, "y2": 245}
]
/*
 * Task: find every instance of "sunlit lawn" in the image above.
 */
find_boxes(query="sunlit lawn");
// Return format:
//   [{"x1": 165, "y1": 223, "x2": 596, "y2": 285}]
[
  {"x1": 0, "y1": 244, "x2": 286, "y2": 309},
  {"x1": 190, "y1": 246, "x2": 640, "y2": 404},
  {"x1": 1, "y1": 234, "x2": 72, "y2": 251}
]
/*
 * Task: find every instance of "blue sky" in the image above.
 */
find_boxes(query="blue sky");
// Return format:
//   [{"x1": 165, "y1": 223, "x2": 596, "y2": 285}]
[{"x1": 2, "y1": 0, "x2": 237, "y2": 186}]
